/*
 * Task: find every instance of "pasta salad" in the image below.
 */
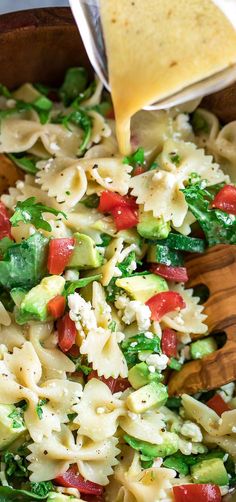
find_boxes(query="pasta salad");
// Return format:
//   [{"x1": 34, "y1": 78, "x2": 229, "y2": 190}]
[{"x1": 0, "y1": 68, "x2": 235, "y2": 502}]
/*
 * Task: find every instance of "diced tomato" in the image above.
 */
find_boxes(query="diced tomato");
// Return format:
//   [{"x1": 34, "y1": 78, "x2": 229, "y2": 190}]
[
  {"x1": 88, "y1": 371, "x2": 130, "y2": 393},
  {"x1": 149, "y1": 263, "x2": 188, "y2": 283},
  {"x1": 146, "y1": 291, "x2": 186, "y2": 322},
  {"x1": 98, "y1": 190, "x2": 136, "y2": 212},
  {"x1": 47, "y1": 237, "x2": 75, "y2": 275},
  {"x1": 47, "y1": 295, "x2": 66, "y2": 319},
  {"x1": 111, "y1": 205, "x2": 138, "y2": 231},
  {"x1": 206, "y1": 394, "x2": 231, "y2": 416},
  {"x1": 173, "y1": 484, "x2": 221, "y2": 502},
  {"x1": 0, "y1": 202, "x2": 12, "y2": 240},
  {"x1": 54, "y1": 465, "x2": 103, "y2": 496},
  {"x1": 212, "y1": 184, "x2": 236, "y2": 215},
  {"x1": 133, "y1": 166, "x2": 146, "y2": 176},
  {"x1": 161, "y1": 328, "x2": 177, "y2": 357},
  {"x1": 57, "y1": 313, "x2": 77, "y2": 352}
]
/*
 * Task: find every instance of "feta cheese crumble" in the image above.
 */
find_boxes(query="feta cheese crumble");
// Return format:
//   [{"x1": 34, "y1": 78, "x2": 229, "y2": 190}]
[
  {"x1": 64, "y1": 269, "x2": 80, "y2": 281},
  {"x1": 68, "y1": 292, "x2": 97, "y2": 333},
  {"x1": 144, "y1": 353, "x2": 169, "y2": 371},
  {"x1": 180, "y1": 420, "x2": 203, "y2": 443},
  {"x1": 121, "y1": 300, "x2": 151, "y2": 331}
]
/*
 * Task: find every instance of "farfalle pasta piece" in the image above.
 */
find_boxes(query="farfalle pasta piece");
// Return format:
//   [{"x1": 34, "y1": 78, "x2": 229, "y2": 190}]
[
  {"x1": 106, "y1": 448, "x2": 176, "y2": 502},
  {"x1": 82, "y1": 76, "x2": 103, "y2": 107},
  {"x1": 88, "y1": 110, "x2": 111, "y2": 145},
  {"x1": 28, "y1": 425, "x2": 120, "y2": 485},
  {"x1": 92, "y1": 281, "x2": 112, "y2": 329},
  {"x1": 0, "y1": 321, "x2": 25, "y2": 351},
  {"x1": 162, "y1": 283, "x2": 207, "y2": 335},
  {"x1": 182, "y1": 394, "x2": 236, "y2": 438},
  {"x1": 73, "y1": 378, "x2": 125, "y2": 441},
  {"x1": 130, "y1": 139, "x2": 228, "y2": 227},
  {"x1": 214, "y1": 121, "x2": 236, "y2": 182},
  {"x1": 88, "y1": 158, "x2": 132, "y2": 195},
  {"x1": 97, "y1": 237, "x2": 124, "y2": 286},
  {"x1": 80, "y1": 327, "x2": 128, "y2": 379},
  {"x1": 0, "y1": 301, "x2": 11, "y2": 326},
  {"x1": 0, "y1": 342, "x2": 82, "y2": 442},
  {"x1": 36, "y1": 157, "x2": 87, "y2": 209},
  {"x1": 203, "y1": 433, "x2": 236, "y2": 462},
  {"x1": 1, "y1": 174, "x2": 61, "y2": 211},
  {"x1": 29, "y1": 323, "x2": 75, "y2": 377},
  {"x1": 85, "y1": 132, "x2": 118, "y2": 159},
  {"x1": 119, "y1": 409, "x2": 166, "y2": 444}
]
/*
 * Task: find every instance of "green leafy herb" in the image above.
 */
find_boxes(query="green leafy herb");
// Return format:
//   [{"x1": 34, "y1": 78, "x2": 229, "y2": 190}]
[
  {"x1": 64, "y1": 274, "x2": 102, "y2": 297},
  {"x1": 59, "y1": 67, "x2": 88, "y2": 106},
  {"x1": 140, "y1": 454, "x2": 154, "y2": 469},
  {"x1": 30, "y1": 482, "x2": 53, "y2": 498},
  {"x1": 10, "y1": 197, "x2": 66, "y2": 232},
  {"x1": 3, "y1": 451, "x2": 28, "y2": 479},
  {"x1": 168, "y1": 357, "x2": 182, "y2": 371},
  {"x1": 67, "y1": 412, "x2": 77, "y2": 421},
  {"x1": 36, "y1": 399, "x2": 48, "y2": 420},
  {"x1": 0, "y1": 237, "x2": 13, "y2": 257},
  {"x1": 0, "y1": 486, "x2": 49, "y2": 500},
  {"x1": 182, "y1": 182, "x2": 236, "y2": 246},
  {"x1": 0, "y1": 233, "x2": 49, "y2": 289},
  {"x1": 121, "y1": 333, "x2": 161, "y2": 367},
  {"x1": 8, "y1": 153, "x2": 38, "y2": 174},
  {"x1": 191, "y1": 111, "x2": 209, "y2": 134},
  {"x1": 188, "y1": 171, "x2": 201, "y2": 185},
  {"x1": 0, "y1": 287, "x2": 15, "y2": 312},
  {"x1": 34, "y1": 83, "x2": 52, "y2": 96},
  {"x1": 68, "y1": 354, "x2": 92, "y2": 375},
  {"x1": 123, "y1": 147, "x2": 145, "y2": 167},
  {"x1": 80, "y1": 193, "x2": 100, "y2": 208},
  {"x1": 169, "y1": 152, "x2": 180, "y2": 166},
  {"x1": 33, "y1": 96, "x2": 53, "y2": 124},
  {"x1": 92, "y1": 100, "x2": 113, "y2": 118},
  {"x1": 8, "y1": 407, "x2": 25, "y2": 429}
]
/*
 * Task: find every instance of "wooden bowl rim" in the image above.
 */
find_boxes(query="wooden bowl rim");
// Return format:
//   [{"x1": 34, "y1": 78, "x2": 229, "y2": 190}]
[{"x1": 0, "y1": 7, "x2": 75, "y2": 33}]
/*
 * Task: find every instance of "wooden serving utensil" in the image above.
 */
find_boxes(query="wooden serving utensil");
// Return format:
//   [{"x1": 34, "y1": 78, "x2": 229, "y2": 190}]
[{"x1": 168, "y1": 244, "x2": 236, "y2": 396}]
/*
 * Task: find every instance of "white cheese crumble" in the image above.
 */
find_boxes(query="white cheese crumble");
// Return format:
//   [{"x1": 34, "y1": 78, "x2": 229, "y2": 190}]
[
  {"x1": 144, "y1": 353, "x2": 169, "y2": 371},
  {"x1": 121, "y1": 300, "x2": 151, "y2": 331},
  {"x1": 180, "y1": 420, "x2": 203, "y2": 443},
  {"x1": 68, "y1": 292, "x2": 97, "y2": 333},
  {"x1": 64, "y1": 269, "x2": 80, "y2": 281},
  {"x1": 113, "y1": 266, "x2": 122, "y2": 277},
  {"x1": 115, "y1": 294, "x2": 130, "y2": 310}
]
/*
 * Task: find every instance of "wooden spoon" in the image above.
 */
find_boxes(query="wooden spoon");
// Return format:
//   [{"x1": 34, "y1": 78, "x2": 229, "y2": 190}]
[{"x1": 168, "y1": 244, "x2": 236, "y2": 396}]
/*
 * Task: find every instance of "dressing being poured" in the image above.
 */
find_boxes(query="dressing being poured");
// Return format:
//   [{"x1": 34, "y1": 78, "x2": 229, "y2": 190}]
[{"x1": 100, "y1": 0, "x2": 236, "y2": 155}]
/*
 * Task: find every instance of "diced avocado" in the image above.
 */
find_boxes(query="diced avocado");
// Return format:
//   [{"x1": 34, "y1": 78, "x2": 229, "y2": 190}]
[
  {"x1": 47, "y1": 493, "x2": 79, "y2": 502},
  {"x1": 16, "y1": 275, "x2": 65, "y2": 324},
  {"x1": 124, "y1": 432, "x2": 179, "y2": 458},
  {"x1": 137, "y1": 209, "x2": 170, "y2": 240},
  {"x1": 0, "y1": 404, "x2": 26, "y2": 450},
  {"x1": 116, "y1": 273, "x2": 168, "y2": 302},
  {"x1": 190, "y1": 337, "x2": 217, "y2": 360},
  {"x1": 126, "y1": 381, "x2": 168, "y2": 413},
  {"x1": 191, "y1": 458, "x2": 229, "y2": 485},
  {"x1": 147, "y1": 244, "x2": 184, "y2": 266},
  {"x1": 10, "y1": 287, "x2": 28, "y2": 307},
  {"x1": 159, "y1": 233, "x2": 206, "y2": 253},
  {"x1": 68, "y1": 232, "x2": 103, "y2": 269},
  {"x1": 128, "y1": 362, "x2": 163, "y2": 389}
]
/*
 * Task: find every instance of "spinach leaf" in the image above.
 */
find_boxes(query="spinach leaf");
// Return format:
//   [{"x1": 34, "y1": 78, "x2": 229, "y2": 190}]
[
  {"x1": 63, "y1": 274, "x2": 102, "y2": 297},
  {"x1": 2, "y1": 451, "x2": 28, "y2": 479},
  {"x1": 10, "y1": 197, "x2": 66, "y2": 232},
  {"x1": 0, "y1": 487, "x2": 49, "y2": 501},
  {"x1": 54, "y1": 109, "x2": 92, "y2": 154},
  {"x1": 8, "y1": 153, "x2": 38, "y2": 174},
  {"x1": 0, "y1": 96, "x2": 52, "y2": 125},
  {"x1": 121, "y1": 333, "x2": 161, "y2": 367},
  {"x1": 123, "y1": 147, "x2": 145, "y2": 167},
  {"x1": 59, "y1": 67, "x2": 88, "y2": 106},
  {"x1": 8, "y1": 407, "x2": 25, "y2": 429},
  {"x1": 0, "y1": 287, "x2": 15, "y2": 312},
  {"x1": 0, "y1": 233, "x2": 49, "y2": 289},
  {"x1": 71, "y1": 80, "x2": 96, "y2": 108},
  {"x1": 99, "y1": 234, "x2": 112, "y2": 247},
  {"x1": 30, "y1": 482, "x2": 53, "y2": 498},
  {"x1": 0, "y1": 83, "x2": 11, "y2": 98},
  {"x1": 182, "y1": 182, "x2": 236, "y2": 246},
  {"x1": 191, "y1": 111, "x2": 210, "y2": 134}
]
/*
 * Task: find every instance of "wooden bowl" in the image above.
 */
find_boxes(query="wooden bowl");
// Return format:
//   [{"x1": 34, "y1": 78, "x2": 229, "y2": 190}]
[{"x1": 0, "y1": 7, "x2": 235, "y2": 501}]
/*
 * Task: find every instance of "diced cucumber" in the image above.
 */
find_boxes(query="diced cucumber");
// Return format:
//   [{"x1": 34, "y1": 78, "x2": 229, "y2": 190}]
[
  {"x1": 158, "y1": 233, "x2": 206, "y2": 253},
  {"x1": 147, "y1": 244, "x2": 184, "y2": 266}
]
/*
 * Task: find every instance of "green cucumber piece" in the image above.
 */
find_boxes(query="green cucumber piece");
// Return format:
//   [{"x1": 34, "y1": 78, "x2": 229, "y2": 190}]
[
  {"x1": 158, "y1": 233, "x2": 206, "y2": 253},
  {"x1": 147, "y1": 244, "x2": 184, "y2": 266}
]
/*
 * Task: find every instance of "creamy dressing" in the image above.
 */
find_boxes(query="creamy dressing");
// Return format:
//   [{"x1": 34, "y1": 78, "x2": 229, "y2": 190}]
[{"x1": 100, "y1": 0, "x2": 236, "y2": 154}]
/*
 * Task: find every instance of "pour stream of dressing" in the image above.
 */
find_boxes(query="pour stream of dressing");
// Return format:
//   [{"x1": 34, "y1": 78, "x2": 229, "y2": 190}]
[{"x1": 100, "y1": 0, "x2": 236, "y2": 155}]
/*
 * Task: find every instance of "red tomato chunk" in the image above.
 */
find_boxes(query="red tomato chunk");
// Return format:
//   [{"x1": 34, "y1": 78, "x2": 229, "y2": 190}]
[
  {"x1": 173, "y1": 484, "x2": 221, "y2": 502},
  {"x1": 212, "y1": 184, "x2": 236, "y2": 215},
  {"x1": 57, "y1": 312, "x2": 77, "y2": 352},
  {"x1": 47, "y1": 237, "x2": 75, "y2": 275},
  {"x1": 146, "y1": 291, "x2": 186, "y2": 321}
]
